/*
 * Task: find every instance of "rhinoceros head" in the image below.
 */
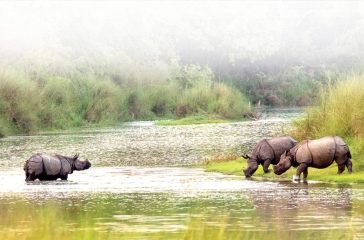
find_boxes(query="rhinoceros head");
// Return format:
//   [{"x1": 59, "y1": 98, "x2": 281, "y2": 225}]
[
  {"x1": 72, "y1": 154, "x2": 92, "y2": 171},
  {"x1": 242, "y1": 154, "x2": 258, "y2": 178},
  {"x1": 273, "y1": 151, "x2": 292, "y2": 175}
]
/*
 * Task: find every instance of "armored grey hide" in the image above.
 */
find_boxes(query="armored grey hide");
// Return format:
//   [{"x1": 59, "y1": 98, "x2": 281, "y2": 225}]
[{"x1": 24, "y1": 153, "x2": 90, "y2": 181}]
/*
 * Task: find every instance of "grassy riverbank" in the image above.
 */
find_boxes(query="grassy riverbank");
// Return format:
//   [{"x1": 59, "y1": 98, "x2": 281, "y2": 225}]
[
  {"x1": 203, "y1": 157, "x2": 364, "y2": 184},
  {"x1": 204, "y1": 75, "x2": 364, "y2": 184},
  {"x1": 156, "y1": 114, "x2": 235, "y2": 126}
]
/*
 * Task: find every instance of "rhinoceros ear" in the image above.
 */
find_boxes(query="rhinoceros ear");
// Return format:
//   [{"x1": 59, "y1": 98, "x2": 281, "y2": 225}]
[
  {"x1": 242, "y1": 154, "x2": 250, "y2": 159},
  {"x1": 73, "y1": 153, "x2": 80, "y2": 160},
  {"x1": 284, "y1": 150, "x2": 288, "y2": 156}
]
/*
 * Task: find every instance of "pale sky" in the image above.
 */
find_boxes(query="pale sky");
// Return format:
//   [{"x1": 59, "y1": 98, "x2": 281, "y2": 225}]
[{"x1": 1, "y1": 1, "x2": 363, "y2": 64}]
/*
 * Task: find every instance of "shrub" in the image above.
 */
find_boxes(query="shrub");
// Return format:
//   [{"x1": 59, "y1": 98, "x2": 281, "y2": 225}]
[
  {"x1": 0, "y1": 63, "x2": 251, "y2": 136},
  {"x1": 0, "y1": 70, "x2": 40, "y2": 134},
  {"x1": 293, "y1": 76, "x2": 364, "y2": 139}
]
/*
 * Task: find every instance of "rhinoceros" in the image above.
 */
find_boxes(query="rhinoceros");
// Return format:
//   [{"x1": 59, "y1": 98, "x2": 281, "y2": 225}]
[
  {"x1": 242, "y1": 136, "x2": 297, "y2": 178},
  {"x1": 23, "y1": 153, "x2": 91, "y2": 181},
  {"x1": 273, "y1": 136, "x2": 352, "y2": 181}
]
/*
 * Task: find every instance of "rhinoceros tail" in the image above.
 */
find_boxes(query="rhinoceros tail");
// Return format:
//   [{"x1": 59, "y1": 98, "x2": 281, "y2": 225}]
[
  {"x1": 23, "y1": 161, "x2": 28, "y2": 172},
  {"x1": 347, "y1": 147, "x2": 352, "y2": 159}
]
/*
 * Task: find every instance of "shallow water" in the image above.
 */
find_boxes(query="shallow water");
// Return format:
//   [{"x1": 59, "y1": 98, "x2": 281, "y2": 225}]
[
  {"x1": 0, "y1": 108, "x2": 301, "y2": 168},
  {"x1": 0, "y1": 167, "x2": 363, "y2": 239},
  {"x1": 1, "y1": 108, "x2": 364, "y2": 239}
]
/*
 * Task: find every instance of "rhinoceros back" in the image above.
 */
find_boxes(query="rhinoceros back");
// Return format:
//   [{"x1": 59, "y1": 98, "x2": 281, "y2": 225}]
[
  {"x1": 42, "y1": 155, "x2": 62, "y2": 176},
  {"x1": 265, "y1": 136, "x2": 297, "y2": 163},
  {"x1": 297, "y1": 136, "x2": 338, "y2": 168},
  {"x1": 334, "y1": 136, "x2": 347, "y2": 146}
]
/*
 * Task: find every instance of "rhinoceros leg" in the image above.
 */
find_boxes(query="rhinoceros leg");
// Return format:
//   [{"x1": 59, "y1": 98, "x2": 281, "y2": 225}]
[
  {"x1": 303, "y1": 168, "x2": 308, "y2": 182},
  {"x1": 337, "y1": 164, "x2": 346, "y2": 174},
  {"x1": 346, "y1": 159, "x2": 352, "y2": 173},
  {"x1": 60, "y1": 174, "x2": 68, "y2": 180},
  {"x1": 295, "y1": 163, "x2": 308, "y2": 181},
  {"x1": 25, "y1": 172, "x2": 36, "y2": 181},
  {"x1": 262, "y1": 160, "x2": 271, "y2": 173}
]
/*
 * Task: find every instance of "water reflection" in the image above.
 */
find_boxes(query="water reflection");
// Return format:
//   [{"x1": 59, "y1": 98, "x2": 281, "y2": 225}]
[
  {"x1": 247, "y1": 182, "x2": 355, "y2": 233},
  {"x1": 0, "y1": 168, "x2": 363, "y2": 239}
]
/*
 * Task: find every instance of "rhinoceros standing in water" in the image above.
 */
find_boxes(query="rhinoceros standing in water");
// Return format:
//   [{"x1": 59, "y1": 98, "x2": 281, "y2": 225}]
[
  {"x1": 273, "y1": 136, "x2": 352, "y2": 181},
  {"x1": 24, "y1": 153, "x2": 91, "y2": 181},
  {"x1": 242, "y1": 136, "x2": 297, "y2": 178}
]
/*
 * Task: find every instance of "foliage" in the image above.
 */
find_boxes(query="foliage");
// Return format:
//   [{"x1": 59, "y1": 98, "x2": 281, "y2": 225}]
[
  {"x1": 293, "y1": 76, "x2": 364, "y2": 138},
  {"x1": 171, "y1": 65, "x2": 250, "y2": 118},
  {"x1": 0, "y1": 69, "x2": 40, "y2": 135},
  {"x1": 234, "y1": 66, "x2": 332, "y2": 107},
  {"x1": 0, "y1": 64, "x2": 250, "y2": 136},
  {"x1": 204, "y1": 76, "x2": 364, "y2": 183}
]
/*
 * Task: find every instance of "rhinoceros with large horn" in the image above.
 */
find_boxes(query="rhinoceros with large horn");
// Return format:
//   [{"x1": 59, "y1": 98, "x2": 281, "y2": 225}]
[
  {"x1": 23, "y1": 153, "x2": 91, "y2": 181},
  {"x1": 242, "y1": 136, "x2": 297, "y2": 178},
  {"x1": 273, "y1": 136, "x2": 352, "y2": 181}
]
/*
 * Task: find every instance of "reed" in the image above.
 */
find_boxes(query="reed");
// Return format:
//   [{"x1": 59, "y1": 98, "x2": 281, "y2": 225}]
[{"x1": 0, "y1": 65, "x2": 250, "y2": 136}]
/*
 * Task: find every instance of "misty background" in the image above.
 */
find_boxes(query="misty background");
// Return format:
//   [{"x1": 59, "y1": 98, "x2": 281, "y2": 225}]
[{"x1": 1, "y1": 1, "x2": 364, "y2": 135}]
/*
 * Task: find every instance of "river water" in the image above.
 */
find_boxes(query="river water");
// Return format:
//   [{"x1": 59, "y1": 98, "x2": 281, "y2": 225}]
[
  {"x1": 0, "y1": 108, "x2": 364, "y2": 239},
  {"x1": 0, "y1": 108, "x2": 301, "y2": 168}
]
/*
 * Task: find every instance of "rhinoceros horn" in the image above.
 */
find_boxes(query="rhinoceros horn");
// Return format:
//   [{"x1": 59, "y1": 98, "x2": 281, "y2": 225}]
[{"x1": 242, "y1": 154, "x2": 250, "y2": 159}]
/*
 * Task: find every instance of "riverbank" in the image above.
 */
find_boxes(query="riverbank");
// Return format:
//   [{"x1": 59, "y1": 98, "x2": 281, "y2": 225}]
[
  {"x1": 0, "y1": 113, "x2": 241, "y2": 137},
  {"x1": 12, "y1": 114, "x2": 242, "y2": 136},
  {"x1": 203, "y1": 158, "x2": 364, "y2": 184},
  {"x1": 203, "y1": 75, "x2": 364, "y2": 184},
  {"x1": 156, "y1": 114, "x2": 238, "y2": 126}
]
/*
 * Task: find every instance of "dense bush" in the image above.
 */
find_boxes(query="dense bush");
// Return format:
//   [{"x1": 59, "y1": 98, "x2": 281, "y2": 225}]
[
  {"x1": 235, "y1": 66, "x2": 329, "y2": 107},
  {"x1": 0, "y1": 70, "x2": 40, "y2": 135},
  {"x1": 293, "y1": 76, "x2": 364, "y2": 138},
  {"x1": 172, "y1": 65, "x2": 249, "y2": 119}
]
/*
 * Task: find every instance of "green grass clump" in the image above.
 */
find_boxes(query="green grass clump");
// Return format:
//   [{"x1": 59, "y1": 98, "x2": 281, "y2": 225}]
[{"x1": 292, "y1": 75, "x2": 364, "y2": 140}]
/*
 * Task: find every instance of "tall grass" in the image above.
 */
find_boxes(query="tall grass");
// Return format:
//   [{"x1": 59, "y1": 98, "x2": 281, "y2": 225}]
[
  {"x1": 0, "y1": 64, "x2": 250, "y2": 136},
  {"x1": 292, "y1": 75, "x2": 364, "y2": 170},
  {"x1": 0, "y1": 69, "x2": 40, "y2": 135},
  {"x1": 174, "y1": 65, "x2": 249, "y2": 118}
]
